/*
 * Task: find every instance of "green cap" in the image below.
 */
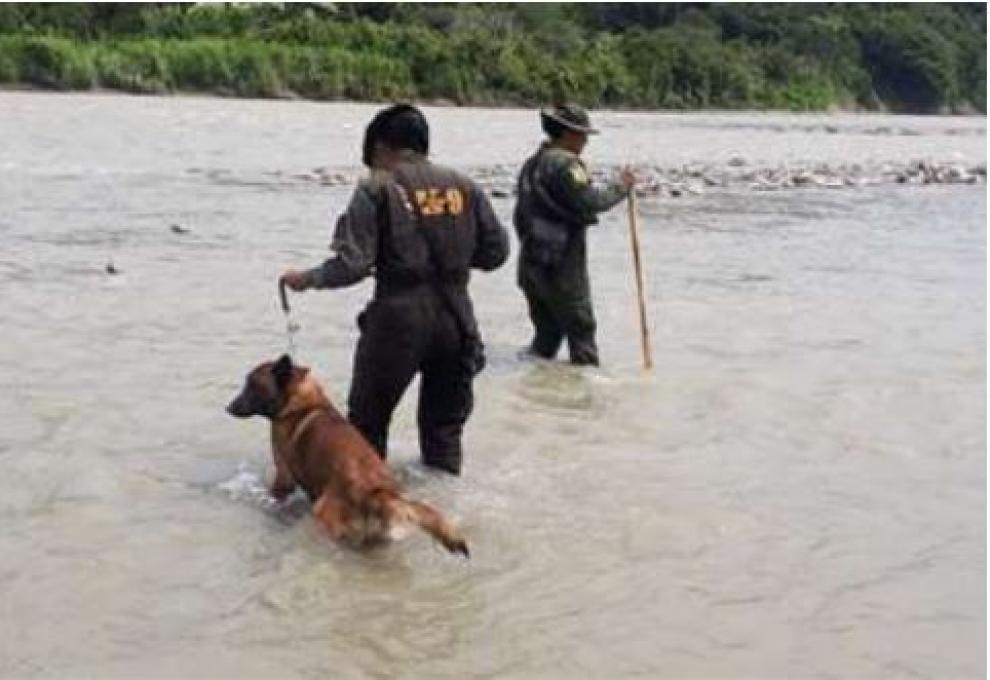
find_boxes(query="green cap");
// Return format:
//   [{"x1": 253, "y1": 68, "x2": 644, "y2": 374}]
[{"x1": 540, "y1": 104, "x2": 599, "y2": 135}]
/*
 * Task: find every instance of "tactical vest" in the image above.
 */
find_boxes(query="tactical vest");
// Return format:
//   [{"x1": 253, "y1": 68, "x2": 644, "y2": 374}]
[{"x1": 374, "y1": 160, "x2": 477, "y2": 293}]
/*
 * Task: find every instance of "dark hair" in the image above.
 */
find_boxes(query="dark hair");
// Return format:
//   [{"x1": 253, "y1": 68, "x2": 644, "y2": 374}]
[
  {"x1": 541, "y1": 113, "x2": 567, "y2": 140},
  {"x1": 362, "y1": 104, "x2": 430, "y2": 167}
]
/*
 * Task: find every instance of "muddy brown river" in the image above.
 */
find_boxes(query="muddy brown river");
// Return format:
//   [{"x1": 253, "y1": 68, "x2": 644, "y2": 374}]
[{"x1": 0, "y1": 92, "x2": 985, "y2": 679}]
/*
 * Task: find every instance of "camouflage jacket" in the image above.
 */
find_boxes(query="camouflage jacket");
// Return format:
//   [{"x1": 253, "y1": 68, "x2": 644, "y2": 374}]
[{"x1": 512, "y1": 143, "x2": 627, "y2": 266}]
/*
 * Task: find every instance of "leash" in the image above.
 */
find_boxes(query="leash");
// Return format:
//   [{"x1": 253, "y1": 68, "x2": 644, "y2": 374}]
[
  {"x1": 287, "y1": 409, "x2": 324, "y2": 451},
  {"x1": 278, "y1": 279, "x2": 301, "y2": 356}
]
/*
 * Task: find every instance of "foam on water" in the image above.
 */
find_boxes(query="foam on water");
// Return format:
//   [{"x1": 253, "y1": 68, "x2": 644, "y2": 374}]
[{"x1": 216, "y1": 462, "x2": 278, "y2": 509}]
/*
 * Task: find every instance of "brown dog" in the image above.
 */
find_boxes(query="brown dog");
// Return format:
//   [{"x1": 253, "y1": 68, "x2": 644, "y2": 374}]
[{"x1": 226, "y1": 354, "x2": 468, "y2": 556}]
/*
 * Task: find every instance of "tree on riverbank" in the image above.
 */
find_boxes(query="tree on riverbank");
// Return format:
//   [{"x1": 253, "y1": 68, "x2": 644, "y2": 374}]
[{"x1": 0, "y1": 3, "x2": 984, "y2": 113}]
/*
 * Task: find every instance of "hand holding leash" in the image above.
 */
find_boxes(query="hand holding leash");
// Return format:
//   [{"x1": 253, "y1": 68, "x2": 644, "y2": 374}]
[
  {"x1": 280, "y1": 270, "x2": 311, "y2": 295},
  {"x1": 277, "y1": 274, "x2": 303, "y2": 354}
]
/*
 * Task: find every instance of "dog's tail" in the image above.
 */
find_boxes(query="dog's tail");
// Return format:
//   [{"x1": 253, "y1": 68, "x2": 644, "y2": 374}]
[{"x1": 387, "y1": 495, "x2": 470, "y2": 558}]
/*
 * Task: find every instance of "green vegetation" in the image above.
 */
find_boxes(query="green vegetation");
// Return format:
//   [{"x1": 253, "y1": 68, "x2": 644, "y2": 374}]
[{"x1": 0, "y1": 3, "x2": 984, "y2": 112}]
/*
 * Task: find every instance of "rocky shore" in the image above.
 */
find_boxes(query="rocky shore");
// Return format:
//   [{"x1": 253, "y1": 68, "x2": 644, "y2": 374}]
[
  {"x1": 467, "y1": 158, "x2": 987, "y2": 200},
  {"x1": 194, "y1": 158, "x2": 987, "y2": 200}
]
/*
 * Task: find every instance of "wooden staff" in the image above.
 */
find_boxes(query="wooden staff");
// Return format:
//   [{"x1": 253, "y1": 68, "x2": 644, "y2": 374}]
[{"x1": 627, "y1": 190, "x2": 653, "y2": 370}]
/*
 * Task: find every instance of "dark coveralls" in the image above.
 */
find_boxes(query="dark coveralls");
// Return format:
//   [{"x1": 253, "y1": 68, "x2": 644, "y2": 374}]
[
  {"x1": 513, "y1": 144, "x2": 628, "y2": 365},
  {"x1": 307, "y1": 151, "x2": 509, "y2": 474}
]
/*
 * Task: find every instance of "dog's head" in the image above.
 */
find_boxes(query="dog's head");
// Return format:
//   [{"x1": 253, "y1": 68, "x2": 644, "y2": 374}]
[{"x1": 226, "y1": 354, "x2": 308, "y2": 419}]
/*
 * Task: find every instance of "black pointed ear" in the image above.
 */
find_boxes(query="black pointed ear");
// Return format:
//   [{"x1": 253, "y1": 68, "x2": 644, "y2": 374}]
[{"x1": 273, "y1": 354, "x2": 293, "y2": 390}]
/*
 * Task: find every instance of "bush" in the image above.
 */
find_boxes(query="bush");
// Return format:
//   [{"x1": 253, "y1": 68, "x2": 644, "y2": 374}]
[
  {"x1": 0, "y1": 39, "x2": 19, "y2": 82},
  {"x1": 226, "y1": 43, "x2": 283, "y2": 98},
  {"x1": 162, "y1": 39, "x2": 232, "y2": 92},
  {"x1": 94, "y1": 40, "x2": 172, "y2": 93},
  {"x1": 856, "y1": 11, "x2": 960, "y2": 112},
  {"x1": 16, "y1": 37, "x2": 95, "y2": 89}
]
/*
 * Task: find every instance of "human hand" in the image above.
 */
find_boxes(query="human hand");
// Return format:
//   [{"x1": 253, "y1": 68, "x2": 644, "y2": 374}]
[
  {"x1": 619, "y1": 166, "x2": 637, "y2": 191},
  {"x1": 280, "y1": 269, "x2": 311, "y2": 292}
]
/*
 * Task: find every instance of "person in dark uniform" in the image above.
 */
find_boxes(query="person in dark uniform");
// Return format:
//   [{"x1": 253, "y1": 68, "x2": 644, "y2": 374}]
[
  {"x1": 513, "y1": 104, "x2": 635, "y2": 366},
  {"x1": 280, "y1": 104, "x2": 509, "y2": 475}
]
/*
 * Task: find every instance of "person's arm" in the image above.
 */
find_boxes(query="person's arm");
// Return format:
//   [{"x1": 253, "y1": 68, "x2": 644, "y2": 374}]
[
  {"x1": 470, "y1": 181, "x2": 510, "y2": 272},
  {"x1": 558, "y1": 160, "x2": 631, "y2": 223},
  {"x1": 284, "y1": 179, "x2": 381, "y2": 291}
]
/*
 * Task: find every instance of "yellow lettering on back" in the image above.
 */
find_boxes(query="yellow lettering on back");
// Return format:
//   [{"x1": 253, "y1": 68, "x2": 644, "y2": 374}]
[{"x1": 413, "y1": 187, "x2": 465, "y2": 218}]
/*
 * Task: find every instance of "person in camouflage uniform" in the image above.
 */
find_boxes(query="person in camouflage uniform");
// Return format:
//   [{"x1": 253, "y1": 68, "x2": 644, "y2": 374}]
[
  {"x1": 513, "y1": 104, "x2": 635, "y2": 366},
  {"x1": 280, "y1": 104, "x2": 509, "y2": 475}
]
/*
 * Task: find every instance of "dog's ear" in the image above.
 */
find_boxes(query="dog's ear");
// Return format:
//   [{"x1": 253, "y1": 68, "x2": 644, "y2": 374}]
[{"x1": 273, "y1": 354, "x2": 294, "y2": 390}]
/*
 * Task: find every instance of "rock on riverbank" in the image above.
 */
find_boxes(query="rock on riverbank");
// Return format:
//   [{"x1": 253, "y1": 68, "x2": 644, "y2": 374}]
[{"x1": 188, "y1": 158, "x2": 986, "y2": 200}]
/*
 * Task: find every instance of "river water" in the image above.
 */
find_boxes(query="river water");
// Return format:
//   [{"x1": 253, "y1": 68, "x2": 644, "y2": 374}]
[{"x1": 0, "y1": 92, "x2": 985, "y2": 679}]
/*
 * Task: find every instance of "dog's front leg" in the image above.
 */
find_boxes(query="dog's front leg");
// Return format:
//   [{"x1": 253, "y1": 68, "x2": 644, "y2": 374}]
[{"x1": 269, "y1": 428, "x2": 297, "y2": 501}]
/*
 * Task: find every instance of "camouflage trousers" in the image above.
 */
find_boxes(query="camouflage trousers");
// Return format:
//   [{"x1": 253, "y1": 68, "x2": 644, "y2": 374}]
[{"x1": 517, "y1": 236, "x2": 599, "y2": 366}]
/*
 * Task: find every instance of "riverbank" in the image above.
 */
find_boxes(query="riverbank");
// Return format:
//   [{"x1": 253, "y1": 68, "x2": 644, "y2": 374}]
[
  {"x1": 0, "y1": 80, "x2": 891, "y2": 115},
  {"x1": 0, "y1": 4, "x2": 984, "y2": 114}
]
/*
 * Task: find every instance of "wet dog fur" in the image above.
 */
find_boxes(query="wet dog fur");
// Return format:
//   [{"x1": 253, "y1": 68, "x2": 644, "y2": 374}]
[{"x1": 227, "y1": 355, "x2": 468, "y2": 556}]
